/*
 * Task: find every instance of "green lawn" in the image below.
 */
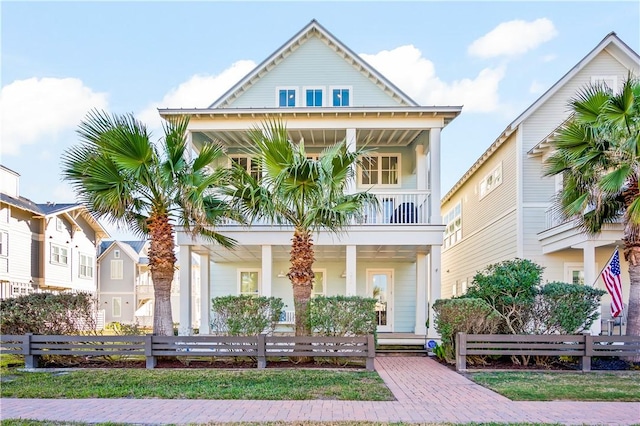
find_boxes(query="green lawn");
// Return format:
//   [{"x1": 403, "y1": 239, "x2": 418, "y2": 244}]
[
  {"x1": 468, "y1": 371, "x2": 640, "y2": 401},
  {"x1": 0, "y1": 368, "x2": 394, "y2": 400}
]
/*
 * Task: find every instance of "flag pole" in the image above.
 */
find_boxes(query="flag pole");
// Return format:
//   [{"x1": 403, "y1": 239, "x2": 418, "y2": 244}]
[{"x1": 591, "y1": 245, "x2": 619, "y2": 287}]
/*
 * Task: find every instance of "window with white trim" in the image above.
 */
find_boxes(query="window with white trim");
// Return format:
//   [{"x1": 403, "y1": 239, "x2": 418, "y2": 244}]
[
  {"x1": 111, "y1": 259, "x2": 123, "y2": 280},
  {"x1": 0, "y1": 206, "x2": 9, "y2": 223},
  {"x1": 443, "y1": 202, "x2": 462, "y2": 249},
  {"x1": 230, "y1": 155, "x2": 261, "y2": 181},
  {"x1": 114, "y1": 249, "x2": 120, "y2": 259},
  {"x1": 304, "y1": 87, "x2": 324, "y2": 107},
  {"x1": 112, "y1": 297, "x2": 122, "y2": 317},
  {"x1": 359, "y1": 154, "x2": 400, "y2": 187},
  {"x1": 564, "y1": 263, "x2": 587, "y2": 285},
  {"x1": 479, "y1": 163, "x2": 503, "y2": 199},
  {"x1": 0, "y1": 231, "x2": 8, "y2": 257},
  {"x1": 238, "y1": 269, "x2": 260, "y2": 295},
  {"x1": 312, "y1": 269, "x2": 326, "y2": 296},
  {"x1": 277, "y1": 87, "x2": 297, "y2": 107},
  {"x1": 591, "y1": 75, "x2": 618, "y2": 92},
  {"x1": 56, "y1": 217, "x2": 64, "y2": 232},
  {"x1": 51, "y1": 244, "x2": 68, "y2": 265},
  {"x1": 79, "y1": 253, "x2": 94, "y2": 278},
  {"x1": 331, "y1": 87, "x2": 350, "y2": 106}
]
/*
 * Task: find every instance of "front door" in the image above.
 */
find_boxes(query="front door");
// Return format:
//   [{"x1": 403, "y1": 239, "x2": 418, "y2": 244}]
[{"x1": 367, "y1": 269, "x2": 393, "y2": 332}]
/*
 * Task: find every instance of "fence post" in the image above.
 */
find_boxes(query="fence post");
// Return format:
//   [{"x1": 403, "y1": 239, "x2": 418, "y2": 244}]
[
  {"x1": 456, "y1": 332, "x2": 467, "y2": 372},
  {"x1": 366, "y1": 334, "x2": 376, "y2": 371},
  {"x1": 257, "y1": 333, "x2": 266, "y2": 369},
  {"x1": 582, "y1": 333, "x2": 592, "y2": 372},
  {"x1": 145, "y1": 334, "x2": 156, "y2": 369},
  {"x1": 23, "y1": 333, "x2": 39, "y2": 369}
]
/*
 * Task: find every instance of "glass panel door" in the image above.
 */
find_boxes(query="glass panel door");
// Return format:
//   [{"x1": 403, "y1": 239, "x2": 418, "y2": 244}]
[{"x1": 368, "y1": 270, "x2": 393, "y2": 332}]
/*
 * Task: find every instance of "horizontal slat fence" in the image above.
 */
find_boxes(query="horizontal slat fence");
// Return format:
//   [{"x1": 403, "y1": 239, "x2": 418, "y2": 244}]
[
  {"x1": 456, "y1": 332, "x2": 640, "y2": 372},
  {"x1": 0, "y1": 334, "x2": 375, "y2": 370}
]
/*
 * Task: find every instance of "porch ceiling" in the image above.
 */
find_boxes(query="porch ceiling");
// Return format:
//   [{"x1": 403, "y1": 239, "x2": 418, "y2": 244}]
[
  {"x1": 196, "y1": 128, "x2": 423, "y2": 149},
  {"x1": 193, "y1": 244, "x2": 427, "y2": 263}
]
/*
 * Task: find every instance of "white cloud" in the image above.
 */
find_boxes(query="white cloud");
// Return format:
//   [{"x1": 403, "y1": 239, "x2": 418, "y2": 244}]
[
  {"x1": 361, "y1": 45, "x2": 505, "y2": 112},
  {"x1": 52, "y1": 183, "x2": 77, "y2": 203},
  {"x1": 137, "y1": 60, "x2": 256, "y2": 133},
  {"x1": 542, "y1": 54, "x2": 557, "y2": 63},
  {"x1": 468, "y1": 18, "x2": 558, "y2": 59},
  {"x1": 529, "y1": 80, "x2": 546, "y2": 94},
  {"x1": 0, "y1": 77, "x2": 108, "y2": 156}
]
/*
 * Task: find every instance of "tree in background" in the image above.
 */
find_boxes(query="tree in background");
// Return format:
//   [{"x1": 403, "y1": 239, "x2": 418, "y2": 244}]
[{"x1": 62, "y1": 110, "x2": 235, "y2": 336}]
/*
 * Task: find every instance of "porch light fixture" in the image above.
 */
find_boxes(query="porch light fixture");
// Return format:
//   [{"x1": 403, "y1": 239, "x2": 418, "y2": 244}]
[
  {"x1": 277, "y1": 270, "x2": 286, "y2": 278},
  {"x1": 340, "y1": 270, "x2": 346, "y2": 278}
]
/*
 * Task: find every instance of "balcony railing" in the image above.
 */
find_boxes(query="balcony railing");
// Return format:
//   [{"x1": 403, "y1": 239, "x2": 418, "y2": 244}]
[
  {"x1": 545, "y1": 207, "x2": 568, "y2": 229},
  {"x1": 218, "y1": 190, "x2": 432, "y2": 226}
]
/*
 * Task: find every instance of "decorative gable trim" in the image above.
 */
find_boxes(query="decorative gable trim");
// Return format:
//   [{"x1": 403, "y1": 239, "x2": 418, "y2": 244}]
[{"x1": 210, "y1": 20, "x2": 418, "y2": 108}]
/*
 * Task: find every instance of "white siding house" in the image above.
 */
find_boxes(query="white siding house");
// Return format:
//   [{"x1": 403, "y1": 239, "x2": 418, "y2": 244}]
[
  {"x1": 159, "y1": 20, "x2": 462, "y2": 341},
  {"x1": 0, "y1": 165, "x2": 108, "y2": 298},
  {"x1": 441, "y1": 33, "x2": 640, "y2": 334}
]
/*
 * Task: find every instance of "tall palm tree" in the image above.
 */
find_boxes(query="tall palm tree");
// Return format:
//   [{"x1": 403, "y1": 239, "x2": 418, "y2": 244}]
[
  {"x1": 225, "y1": 121, "x2": 378, "y2": 336},
  {"x1": 62, "y1": 110, "x2": 235, "y2": 336},
  {"x1": 544, "y1": 76, "x2": 640, "y2": 345}
]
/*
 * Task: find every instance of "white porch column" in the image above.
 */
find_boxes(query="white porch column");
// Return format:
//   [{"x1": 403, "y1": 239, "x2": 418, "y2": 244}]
[
  {"x1": 429, "y1": 127, "x2": 442, "y2": 224},
  {"x1": 199, "y1": 252, "x2": 210, "y2": 334},
  {"x1": 262, "y1": 245, "x2": 272, "y2": 297},
  {"x1": 582, "y1": 241, "x2": 601, "y2": 335},
  {"x1": 415, "y1": 143, "x2": 427, "y2": 191},
  {"x1": 415, "y1": 252, "x2": 428, "y2": 335},
  {"x1": 427, "y1": 247, "x2": 442, "y2": 338},
  {"x1": 346, "y1": 245, "x2": 357, "y2": 295},
  {"x1": 346, "y1": 128, "x2": 356, "y2": 194},
  {"x1": 179, "y1": 246, "x2": 192, "y2": 336}
]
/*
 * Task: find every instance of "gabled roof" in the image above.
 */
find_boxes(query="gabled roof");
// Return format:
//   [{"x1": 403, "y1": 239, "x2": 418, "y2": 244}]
[
  {"x1": 37, "y1": 203, "x2": 79, "y2": 216},
  {"x1": 210, "y1": 19, "x2": 419, "y2": 109},
  {"x1": 0, "y1": 193, "x2": 41, "y2": 215},
  {"x1": 98, "y1": 240, "x2": 145, "y2": 262},
  {"x1": 442, "y1": 32, "x2": 640, "y2": 203}
]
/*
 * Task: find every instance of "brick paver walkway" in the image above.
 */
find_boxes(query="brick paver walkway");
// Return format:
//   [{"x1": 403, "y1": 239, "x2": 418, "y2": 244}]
[{"x1": 1, "y1": 356, "x2": 639, "y2": 425}]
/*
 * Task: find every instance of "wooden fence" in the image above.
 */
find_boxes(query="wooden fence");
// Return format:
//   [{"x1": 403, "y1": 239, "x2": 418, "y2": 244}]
[
  {"x1": 455, "y1": 332, "x2": 640, "y2": 372},
  {"x1": 0, "y1": 334, "x2": 375, "y2": 371}
]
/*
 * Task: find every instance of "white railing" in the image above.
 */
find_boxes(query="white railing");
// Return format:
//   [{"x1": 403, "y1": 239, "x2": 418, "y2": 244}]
[
  {"x1": 218, "y1": 190, "x2": 432, "y2": 226},
  {"x1": 545, "y1": 207, "x2": 567, "y2": 229},
  {"x1": 279, "y1": 310, "x2": 296, "y2": 324}
]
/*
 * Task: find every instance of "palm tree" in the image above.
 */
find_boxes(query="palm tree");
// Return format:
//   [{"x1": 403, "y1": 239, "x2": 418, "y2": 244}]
[
  {"x1": 225, "y1": 121, "x2": 378, "y2": 336},
  {"x1": 544, "y1": 76, "x2": 639, "y2": 344},
  {"x1": 62, "y1": 110, "x2": 235, "y2": 336}
]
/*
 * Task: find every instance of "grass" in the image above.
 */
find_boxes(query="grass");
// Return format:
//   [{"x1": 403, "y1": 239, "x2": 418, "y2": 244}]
[
  {"x1": 0, "y1": 368, "x2": 393, "y2": 400},
  {"x1": 0, "y1": 422, "x2": 572, "y2": 426},
  {"x1": 468, "y1": 371, "x2": 640, "y2": 401}
]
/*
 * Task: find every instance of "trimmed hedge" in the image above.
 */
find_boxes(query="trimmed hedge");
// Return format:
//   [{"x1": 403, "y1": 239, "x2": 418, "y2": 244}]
[
  {"x1": 0, "y1": 292, "x2": 97, "y2": 335},
  {"x1": 210, "y1": 295, "x2": 283, "y2": 336},
  {"x1": 308, "y1": 296, "x2": 377, "y2": 337}
]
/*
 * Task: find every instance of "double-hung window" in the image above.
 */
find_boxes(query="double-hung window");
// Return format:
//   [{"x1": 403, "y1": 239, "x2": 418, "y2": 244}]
[
  {"x1": 51, "y1": 244, "x2": 68, "y2": 265},
  {"x1": 443, "y1": 202, "x2": 462, "y2": 249},
  {"x1": 230, "y1": 155, "x2": 261, "y2": 181},
  {"x1": 111, "y1": 259, "x2": 123, "y2": 280},
  {"x1": 479, "y1": 163, "x2": 502, "y2": 199},
  {"x1": 238, "y1": 269, "x2": 260, "y2": 296},
  {"x1": 79, "y1": 253, "x2": 94, "y2": 278},
  {"x1": 312, "y1": 270, "x2": 326, "y2": 297},
  {"x1": 359, "y1": 154, "x2": 400, "y2": 187}
]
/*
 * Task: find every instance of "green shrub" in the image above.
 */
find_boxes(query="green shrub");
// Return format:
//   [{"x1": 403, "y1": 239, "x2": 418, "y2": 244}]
[
  {"x1": 105, "y1": 322, "x2": 144, "y2": 335},
  {"x1": 210, "y1": 295, "x2": 283, "y2": 336},
  {"x1": 308, "y1": 296, "x2": 377, "y2": 337},
  {"x1": 465, "y1": 258, "x2": 543, "y2": 334},
  {"x1": 0, "y1": 292, "x2": 97, "y2": 335},
  {"x1": 532, "y1": 282, "x2": 606, "y2": 334},
  {"x1": 432, "y1": 298, "x2": 501, "y2": 362}
]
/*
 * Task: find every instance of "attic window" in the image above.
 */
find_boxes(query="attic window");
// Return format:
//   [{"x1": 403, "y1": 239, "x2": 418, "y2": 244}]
[
  {"x1": 331, "y1": 87, "x2": 351, "y2": 106},
  {"x1": 114, "y1": 249, "x2": 120, "y2": 259},
  {"x1": 277, "y1": 87, "x2": 297, "y2": 107},
  {"x1": 305, "y1": 87, "x2": 323, "y2": 107}
]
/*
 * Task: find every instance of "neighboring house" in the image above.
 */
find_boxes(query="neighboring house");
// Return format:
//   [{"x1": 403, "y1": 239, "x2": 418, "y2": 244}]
[
  {"x1": 0, "y1": 165, "x2": 108, "y2": 299},
  {"x1": 97, "y1": 240, "x2": 194, "y2": 328},
  {"x1": 159, "y1": 20, "x2": 461, "y2": 341},
  {"x1": 441, "y1": 33, "x2": 640, "y2": 334}
]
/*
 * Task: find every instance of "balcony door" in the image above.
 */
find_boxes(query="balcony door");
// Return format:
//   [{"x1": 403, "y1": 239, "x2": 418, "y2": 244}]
[{"x1": 367, "y1": 269, "x2": 393, "y2": 332}]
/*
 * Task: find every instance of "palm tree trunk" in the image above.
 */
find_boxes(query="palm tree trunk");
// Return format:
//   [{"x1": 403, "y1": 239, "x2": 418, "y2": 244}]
[
  {"x1": 622, "y1": 174, "x2": 639, "y2": 361},
  {"x1": 148, "y1": 212, "x2": 177, "y2": 336},
  {"x1": 288, "y1": 227, "x2": 315, "y2": 336}
]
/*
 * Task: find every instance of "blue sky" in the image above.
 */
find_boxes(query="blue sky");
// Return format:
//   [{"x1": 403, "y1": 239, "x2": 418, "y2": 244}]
[{"x1": 1, "y1": 1, "x2": 639, "y2": 239}]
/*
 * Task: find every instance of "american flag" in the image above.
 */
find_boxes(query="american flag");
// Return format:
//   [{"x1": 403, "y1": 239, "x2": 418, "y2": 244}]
[{"x1": 601, "y1": 250, "x2": 624, "y2": 318}]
